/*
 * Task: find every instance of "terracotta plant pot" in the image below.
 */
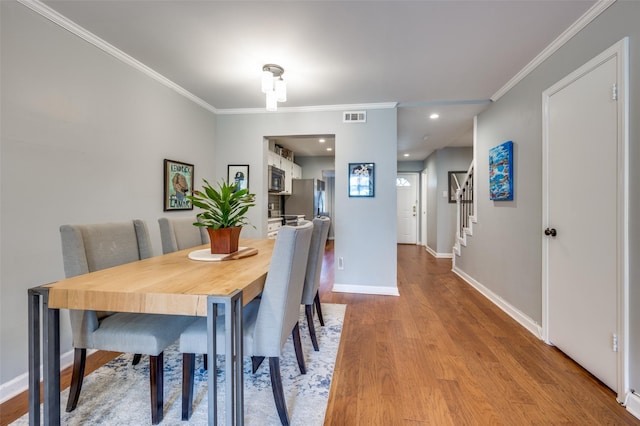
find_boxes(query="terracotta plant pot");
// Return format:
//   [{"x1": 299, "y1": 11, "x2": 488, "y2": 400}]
[{"x1": 207, "y1": 226, "x2": 242, "y2": 254}]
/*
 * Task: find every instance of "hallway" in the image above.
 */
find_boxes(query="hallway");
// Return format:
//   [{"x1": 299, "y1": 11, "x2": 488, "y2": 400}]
[{"x1": 322, "y1": 243, "x2": 639, "y2": 425}]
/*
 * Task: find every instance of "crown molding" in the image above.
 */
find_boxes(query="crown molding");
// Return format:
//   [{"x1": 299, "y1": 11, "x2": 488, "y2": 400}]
[
  {"x1": 17, "y1": 0, "x2": 218, "y2": 114},
  {"x1": 491, "y1": 0, "x2": 617, "y2": 101},
  {"x1": 398, "y1": 99, "x2": 491, "y2": 108},
  {"x1": 216, "y1": 102, "x2": 398, "y2": 115}
]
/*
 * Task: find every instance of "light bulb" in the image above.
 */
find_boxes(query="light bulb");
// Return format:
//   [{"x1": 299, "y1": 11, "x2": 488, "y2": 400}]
[
  {"x1": 266, "y1": 90, "x2": 277, "y2": 111},
  {"x1": 275, "y1": 78, "x2": 287, "y2": 102},
  {"x1": 261, "y1": 70, "x2": 274, "y2": 93}
]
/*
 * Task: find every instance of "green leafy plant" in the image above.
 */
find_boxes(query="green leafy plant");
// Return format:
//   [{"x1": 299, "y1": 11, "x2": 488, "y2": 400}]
[{"x1": 187, "y1": 178, "x2": 255, "y2": 229}]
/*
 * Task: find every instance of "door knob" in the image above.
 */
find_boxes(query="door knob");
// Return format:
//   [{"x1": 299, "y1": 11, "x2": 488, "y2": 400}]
[{"x1": 544, "y1": 228, "x2": 557, "y2": 237}]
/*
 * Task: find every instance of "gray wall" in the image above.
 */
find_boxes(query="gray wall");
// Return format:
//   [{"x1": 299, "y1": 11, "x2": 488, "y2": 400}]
[
  {"x1": 423, "y1": 147, "x2": 473, "y2": 254},
  {"x1": 295, "y1": 155, "x2": 335, "y2": 180},
  {"x1": 454, "y1": 0, "x2": 640, "y2": 389},
  {"x1": 0, "y1": 2, "x2": 216, "y2": 392},
  {"x1": 425, "y1": 153, "x2": 439, "y2": 251},
  {"x1": 397, "y1": 160, "x2": 424, "y2": 172},
  {"x1": 215, "y1": 109, "x2": 398, "y2": 293}
]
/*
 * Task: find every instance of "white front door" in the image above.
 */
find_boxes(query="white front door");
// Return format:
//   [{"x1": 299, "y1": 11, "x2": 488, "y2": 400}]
[
  {"x1": 397, "y1": 173, "x2": 418, "y2": 244},
  {"x1": 543, "y1": 40, "x2": 627, "y2": 394}
]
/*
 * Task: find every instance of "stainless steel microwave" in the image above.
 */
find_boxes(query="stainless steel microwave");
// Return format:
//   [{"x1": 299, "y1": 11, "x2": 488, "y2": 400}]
[{"x1": 268, "y1": 165, "x2": 285, "y2": 193}]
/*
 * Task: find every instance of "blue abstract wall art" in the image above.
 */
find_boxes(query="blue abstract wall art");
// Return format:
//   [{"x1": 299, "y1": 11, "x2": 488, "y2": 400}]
[{"x1": 489, "y1": 141, "x2": 513, "y2": 201}]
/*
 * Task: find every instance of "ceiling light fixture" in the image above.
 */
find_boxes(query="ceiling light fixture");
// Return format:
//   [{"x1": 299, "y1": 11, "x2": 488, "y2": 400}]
[
  {"x1": 404, "y1": 153, "x2": 410, "y2": 157},
  {"x1": 430, "y1": 113, "x2": 439, "y2": 119},
  {"x1": 262, "y1": 64, "x2": 286, "y2": 111},
  {"x1": 319, "y1": 139, "x2": 326, "y2": 143}
]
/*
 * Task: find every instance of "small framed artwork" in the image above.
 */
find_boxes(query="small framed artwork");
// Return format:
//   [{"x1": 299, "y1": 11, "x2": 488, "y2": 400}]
[
  {"x1": 164, "y1": 159, "x2": 194, "y2": 211},
  {"x1": 227, "y1": 164, "x2": 249, "y2": 192},
  {"x1": 348, "y1": 162, "x2": 375, "y2": 197},
  {"x1": 489, "y1": 140, "x2": 514, "y2": 201},
  {"x1": 448, "y1": 171, "x2": 467, "y2": 203}
]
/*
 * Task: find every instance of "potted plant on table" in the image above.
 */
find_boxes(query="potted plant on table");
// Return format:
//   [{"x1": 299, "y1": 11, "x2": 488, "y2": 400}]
[{"x1": 187, "y1": 178, "x2": 255, "y2": 254}]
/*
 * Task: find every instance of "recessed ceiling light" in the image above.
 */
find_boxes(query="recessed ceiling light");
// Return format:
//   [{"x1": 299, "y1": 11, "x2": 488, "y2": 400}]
[
  {"x1": 403, "y1": 153, "x2": 410, "y2": 157},
  {"x1": 319, "y1": 138, "x2": 326, "y2": 143},
  {"x1": 430, "y1": 113, "x2": 439, "y2": 119},
  {"x1": 326, "y1": 147, "x2": 333, "y2": 151}
]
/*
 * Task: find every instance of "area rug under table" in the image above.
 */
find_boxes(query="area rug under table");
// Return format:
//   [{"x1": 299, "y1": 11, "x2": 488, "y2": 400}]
[{"x1": 14, "y1": 303, "x2": 346, "y2": 425}]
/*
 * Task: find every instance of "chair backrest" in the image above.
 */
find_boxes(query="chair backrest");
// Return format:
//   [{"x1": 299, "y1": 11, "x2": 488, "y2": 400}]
[
  {"x1": 59, "y1": 220, "x2": 153, "y2": 348},
  {"x1": 253, "y1": 220, "x2": 313, "y2": 357},
  {"x1": 158, "y1": 217, "x2": 208, "y2": 254},
  {"x1": 301, "y1": 216, "x2": 331, "y2": 305}
]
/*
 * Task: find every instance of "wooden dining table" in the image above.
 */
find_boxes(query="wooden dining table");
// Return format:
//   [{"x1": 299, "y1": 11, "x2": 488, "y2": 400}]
[{"x1": 28, "y1": 238, "x2": 275, "y2": 426}]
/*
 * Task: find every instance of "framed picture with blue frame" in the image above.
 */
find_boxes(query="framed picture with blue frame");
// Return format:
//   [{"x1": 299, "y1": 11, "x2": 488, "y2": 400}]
[
  {"x1": 348, "y1": 162, "x2": 375, "y2": 197},
  {"x1": 489, "y1": 141, "x2": 513, "y2": 201}
]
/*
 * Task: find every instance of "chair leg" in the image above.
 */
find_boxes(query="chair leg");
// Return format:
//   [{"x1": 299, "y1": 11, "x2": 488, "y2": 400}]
[
  {"x1": 252, "y1": 356, "x2": 265, "y2": 374},
  {"x1": 149, "y1": 353, "x2": 164, "y2": 425},
  {"x1": 182, "y1": 353, "x2": 195, "y2": 421},
  {"x1": 132, "y1": 353, "x2": 142, "y2": 365},
  {"x1": 65, "y1": 348, "x2": 86, "y2": 412},
  {"x1": 314, "y1": 292, "x2": 324, "y2": 326},
  {"x1": 269, "y1": 357, "x2": 290, "y2": 426},
  {"x1": 292, "y1": 322, "x2": 306, "y2": 374},
  {"x1": 305, "y1": 304, "x2": 320, "y2": 351}
]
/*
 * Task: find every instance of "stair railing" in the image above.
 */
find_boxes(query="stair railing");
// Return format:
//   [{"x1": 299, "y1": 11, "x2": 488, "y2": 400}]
[{"x1": 455, "y1": 162, "x2": 474, "y2": 243}]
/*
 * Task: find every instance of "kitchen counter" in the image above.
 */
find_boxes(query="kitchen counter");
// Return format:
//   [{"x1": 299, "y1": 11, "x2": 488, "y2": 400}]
[{"x1": 266, "y1": 215, "x2": 305, "y2": 239}]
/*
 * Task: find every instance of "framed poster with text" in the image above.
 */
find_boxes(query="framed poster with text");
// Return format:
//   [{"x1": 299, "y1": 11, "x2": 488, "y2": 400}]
[{"x1": 164, "y1": 159, "x2": 194, "y2": 211}]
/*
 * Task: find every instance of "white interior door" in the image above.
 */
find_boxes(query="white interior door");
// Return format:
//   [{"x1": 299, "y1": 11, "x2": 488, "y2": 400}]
[
  {"x1": 397, "y1": 173, "x2": 418, "y2": 244},
  {"x1": 543, "y1": 40, "x2": 627, "y2": 393}
]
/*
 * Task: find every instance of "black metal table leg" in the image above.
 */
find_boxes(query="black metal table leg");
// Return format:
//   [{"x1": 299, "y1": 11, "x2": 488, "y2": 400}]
[
  {"x1": 28, "y1": 286, "x2": 61, "y2": 426},
  {"x1": 28, "y1": 288, "x2": 41, "y2": 426},
  {"x1": 207, "y1": 290, "x2": 243, "y2": 426}
]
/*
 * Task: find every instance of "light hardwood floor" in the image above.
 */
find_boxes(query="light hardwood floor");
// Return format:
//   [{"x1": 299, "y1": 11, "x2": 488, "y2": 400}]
[
  {"x1": 323, "y1": 243, "x2": 639, "y2": 425},
  {"x1": 2, "y1": 241, "x2": 639, "y2": 425}
]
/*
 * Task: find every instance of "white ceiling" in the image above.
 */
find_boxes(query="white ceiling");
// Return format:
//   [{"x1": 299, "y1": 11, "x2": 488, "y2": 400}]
[{"x1": 40, "y1": 0, "x2": 596, "y2": 161}]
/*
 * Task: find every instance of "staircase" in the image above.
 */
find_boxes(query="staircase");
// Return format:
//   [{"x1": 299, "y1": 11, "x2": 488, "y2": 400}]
[{"x1": 453, "y1": 162, "x2": 475, "y2": 256}]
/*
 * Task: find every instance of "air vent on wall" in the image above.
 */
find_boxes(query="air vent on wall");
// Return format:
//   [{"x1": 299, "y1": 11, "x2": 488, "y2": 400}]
[{"x1": 343, "y1": 111, "x2": 366, "y2": 123}]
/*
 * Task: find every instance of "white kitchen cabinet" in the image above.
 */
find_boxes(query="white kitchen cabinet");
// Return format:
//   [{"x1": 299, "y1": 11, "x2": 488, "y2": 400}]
[
  {"x1": 267, "y1": 151, "x2": 281, "y2": 168},
  {"x1": 267, "y1": 218, "x2": 282, "y2": 239},
  {"x1": 267, "y1": 148, "x2": 301, "y2": 195},
  {"x1": 281, "y1": 157, "x2": 293, "y2": 194},
  {"x1": 292, "y1": 163, "x2": 302, "y2": 180}
]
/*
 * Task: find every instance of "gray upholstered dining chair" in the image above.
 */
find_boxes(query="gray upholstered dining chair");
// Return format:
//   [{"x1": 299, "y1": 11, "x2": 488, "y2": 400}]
[
  {"x1": 179, "y1": 220, "x2": 314, "y2": 426},
  {"x1": 158, "y1": 216, "x2": 208, "y2": 254},
  {"x1": 301, "y1": 216, "x2": 331, "y2": 351},
  {"x1": 60, "y1": 220, "x2": 197, "y2": 425}
]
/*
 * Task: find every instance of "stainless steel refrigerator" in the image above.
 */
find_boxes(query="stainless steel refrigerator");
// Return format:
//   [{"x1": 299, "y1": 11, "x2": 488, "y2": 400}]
[{"x1": 284, "y1": 179, "x2": 326, "y2": 220}]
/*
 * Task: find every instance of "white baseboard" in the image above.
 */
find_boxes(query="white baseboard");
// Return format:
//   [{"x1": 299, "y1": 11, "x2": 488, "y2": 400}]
[
  {"x1": 332, "y1": 283, "x2": 399, "y2": 296},
  {"x1": 626, "y1": 391, "x2": 640, "y2": 420},
  {"x1": 425, "y1": 245, "x2": 453, "y2": 259},
  {"x1": 451, "y1": 266, "x2": 543, "y2": 339},
  {"x1": 0, "y1": 348, "x2": 93, "y2": 404}
]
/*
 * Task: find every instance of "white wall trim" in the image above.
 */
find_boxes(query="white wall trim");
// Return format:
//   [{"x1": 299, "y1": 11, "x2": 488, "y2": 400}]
[
  {"x1": 0, "y1": 348, "x2": 90, "y2": 404},
  {"x1": 332, "y1": 283, "x2": 399, "y2": 296},
  {"x1": 452, "y1": 266, "x2": 543, "y2": 340},
  {"x1": 491, "y1": 0, "x2": 617, "y2": 101},
  {"x1": 216, "y1": 102, "x2": 398, "y2": 115},
  {"x1": 425, "y1": 245, "x2": 453, "y2": 259},
  {"x1": 625, "y1": 392, "x2": 640, "y2": 420},
  {"x1": 16, "y1": 0, "x2": 218, "y2": 115}
]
